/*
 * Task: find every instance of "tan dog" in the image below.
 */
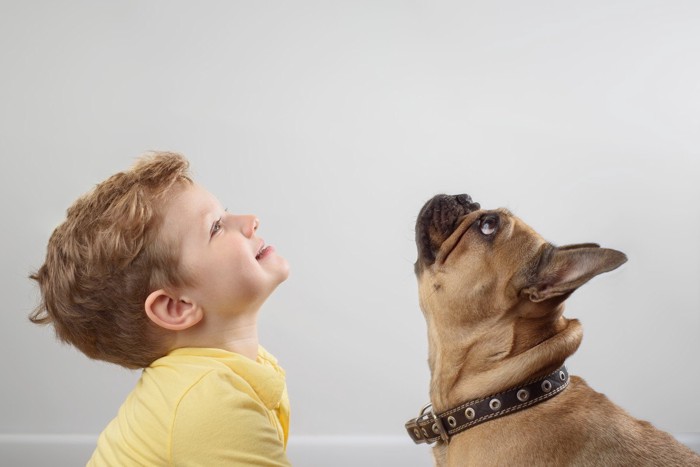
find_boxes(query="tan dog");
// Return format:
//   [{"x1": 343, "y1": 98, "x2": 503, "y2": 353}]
[{"x1": 409, "y1": 194, "x2": 700, "y2": 466}]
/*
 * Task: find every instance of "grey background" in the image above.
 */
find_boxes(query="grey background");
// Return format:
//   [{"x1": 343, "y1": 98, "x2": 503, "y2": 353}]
[{"x1": 1, "y1": 0, "x2": 699, "y2": 463}]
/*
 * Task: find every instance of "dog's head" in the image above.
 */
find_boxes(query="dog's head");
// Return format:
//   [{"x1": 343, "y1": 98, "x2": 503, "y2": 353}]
[{"x1": 415, "y1": 194, "x2": 628, "y2": 326}]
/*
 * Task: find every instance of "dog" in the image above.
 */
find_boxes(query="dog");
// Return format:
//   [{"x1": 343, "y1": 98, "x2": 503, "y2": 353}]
[{"x1": 406, "y1": 194, "x2": 700, "y2": 466}]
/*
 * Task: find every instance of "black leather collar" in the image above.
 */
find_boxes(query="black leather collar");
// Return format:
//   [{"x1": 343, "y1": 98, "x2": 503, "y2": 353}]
[{"x1": 405, "y1": 366, "x2": 570, "y2": 445}]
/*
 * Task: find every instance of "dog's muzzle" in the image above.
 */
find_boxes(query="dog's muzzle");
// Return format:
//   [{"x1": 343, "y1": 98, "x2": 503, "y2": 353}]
[{"x1": 415, "y1": 194, "x2": 480, "y2": 267}]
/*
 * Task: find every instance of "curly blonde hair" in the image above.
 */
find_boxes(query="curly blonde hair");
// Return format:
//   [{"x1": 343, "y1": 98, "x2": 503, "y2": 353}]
[{"x1": 30, "y1": 152, "x2": 194, "y2": 368}]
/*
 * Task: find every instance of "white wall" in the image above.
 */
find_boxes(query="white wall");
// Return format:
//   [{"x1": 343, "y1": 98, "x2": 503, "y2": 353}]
[{"x1": 1, "y1": 0, "x2": 699, "y2": 464}]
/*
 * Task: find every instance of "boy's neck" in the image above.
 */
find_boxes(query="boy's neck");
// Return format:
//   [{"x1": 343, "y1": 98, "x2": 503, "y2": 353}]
[
  {"x1": 172, "y1": 320, "x2": 261, "y2": 361},
  {"x1": 223, "y1": 334, "x2": 260, "y2": 360}
]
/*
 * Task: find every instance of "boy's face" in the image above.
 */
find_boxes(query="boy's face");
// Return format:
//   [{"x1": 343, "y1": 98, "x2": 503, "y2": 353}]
[{"x1": 162, "y1": 183, "x2": 289, "y2": 319}]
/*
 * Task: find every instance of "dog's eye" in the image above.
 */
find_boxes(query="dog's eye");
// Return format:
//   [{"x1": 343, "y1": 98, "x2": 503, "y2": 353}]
[{"x1": 479, "y1": 215, "x2": 499, "y2": 236}]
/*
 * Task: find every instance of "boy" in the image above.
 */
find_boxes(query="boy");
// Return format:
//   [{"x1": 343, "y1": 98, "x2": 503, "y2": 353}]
[{"x1": 30, "y1": 152, "x2": 292, "y2": 466}]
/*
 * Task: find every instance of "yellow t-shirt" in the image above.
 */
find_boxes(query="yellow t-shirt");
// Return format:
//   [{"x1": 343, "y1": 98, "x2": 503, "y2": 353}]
[{"x1": 88, "y1": 346, "x2": 291, "y2": 466}]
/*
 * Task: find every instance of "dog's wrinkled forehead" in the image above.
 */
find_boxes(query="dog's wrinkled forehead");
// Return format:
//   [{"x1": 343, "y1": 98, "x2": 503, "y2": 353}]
[{"x1": 415, "y1": 193, "x2": 480, "y2": 269}]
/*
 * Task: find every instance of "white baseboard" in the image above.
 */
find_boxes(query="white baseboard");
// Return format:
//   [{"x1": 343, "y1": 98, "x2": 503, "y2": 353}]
[
  {"x1": 1, "y1": 434, "x2": 98, "y2": 467},
  {"x1": 0, "y1": 434, "x2": 432, "y2": 467},
  {"x1": 1, "y1": 433, "x2": 697, "y2": 467},
  {"x1": 286, "y1": 436, "x2": 433, "y2": 466}
]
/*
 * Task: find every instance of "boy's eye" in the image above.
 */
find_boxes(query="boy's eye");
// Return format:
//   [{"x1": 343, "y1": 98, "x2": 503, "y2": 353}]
[{"x1": 210, "y1": 218, "x2": 223, "y2": 237}]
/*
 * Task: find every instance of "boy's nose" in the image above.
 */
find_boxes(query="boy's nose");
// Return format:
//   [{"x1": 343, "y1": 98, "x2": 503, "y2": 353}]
[{"x1": 242, "y1": 215, "x2": 259, "y2": 238}]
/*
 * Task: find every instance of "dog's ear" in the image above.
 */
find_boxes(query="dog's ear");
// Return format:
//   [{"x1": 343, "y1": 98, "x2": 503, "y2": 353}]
[{"x1": 522, "y1": 244, "x2": 627, "y2": 303}]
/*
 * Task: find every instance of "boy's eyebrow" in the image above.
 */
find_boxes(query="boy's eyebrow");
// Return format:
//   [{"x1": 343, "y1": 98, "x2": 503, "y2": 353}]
[{"x1": 195, "y1": 205, "x2": 214, "y2": 240}]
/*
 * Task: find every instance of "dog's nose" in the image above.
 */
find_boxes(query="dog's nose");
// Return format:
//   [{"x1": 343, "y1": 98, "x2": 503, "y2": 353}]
[
  {"x1": 455, "y1": 194, "x2": 480, "y2": 211},
  {"x1": 455, "y1": 194, "x2": 472, "y2": 205}
]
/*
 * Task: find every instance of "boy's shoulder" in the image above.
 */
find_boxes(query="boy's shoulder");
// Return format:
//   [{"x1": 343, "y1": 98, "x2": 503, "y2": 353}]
[
  {"x1": 91, "y1": 349, "x2": 290, "y2": 465},
  {"x1": 141, "y1": 346, "x2": 286, "y2": 409}
]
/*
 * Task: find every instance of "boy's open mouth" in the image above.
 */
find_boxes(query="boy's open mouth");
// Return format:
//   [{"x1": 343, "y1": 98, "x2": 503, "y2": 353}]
[{"x1": 256, "y1": 242, "x2": 270, "y2": 260}]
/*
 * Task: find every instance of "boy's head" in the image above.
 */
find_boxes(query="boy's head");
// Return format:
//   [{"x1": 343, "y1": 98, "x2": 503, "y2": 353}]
[
  {"x1": 31, "y1": 152, "x2": 290, "y2": 368},
  {"x1": 31, "y1": 152, "x2": 195, "y2": 368},
  {"x1": 142, "y1": 182, "x2": 290, "y2": 340}
]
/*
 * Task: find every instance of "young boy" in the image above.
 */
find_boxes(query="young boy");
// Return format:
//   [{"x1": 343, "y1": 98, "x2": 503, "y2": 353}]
[{"x1": 30, "y1": 152, "x2": 292, "y2": 466}]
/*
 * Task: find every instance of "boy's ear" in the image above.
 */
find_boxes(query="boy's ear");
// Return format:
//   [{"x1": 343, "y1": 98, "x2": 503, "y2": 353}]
[
  {"x1": 522, "y1": 244, "x2": 627, "y2": 303},
  {"x1": 144, "y1": 289, "x2": 203, "y2": 331}
]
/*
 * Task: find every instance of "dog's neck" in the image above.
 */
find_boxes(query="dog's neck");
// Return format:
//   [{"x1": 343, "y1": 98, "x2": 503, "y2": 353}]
[{"x1": 426, "y1": 307, "x2": 583, "y2": 412}]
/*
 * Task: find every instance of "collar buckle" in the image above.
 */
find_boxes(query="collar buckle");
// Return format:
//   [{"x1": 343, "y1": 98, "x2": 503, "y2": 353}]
[
  {"x1": 405, "y1": 403, "x2": 450, "y2": 445},
  {"x1": 427, "y1": 404, "x2": 450, "y2": 444}
]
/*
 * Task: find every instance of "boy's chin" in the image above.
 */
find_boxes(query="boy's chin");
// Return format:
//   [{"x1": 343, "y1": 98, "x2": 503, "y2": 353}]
[
  {"x1": 275, "y1": 264, "x2": 290, "y2": 284},
  {"x1": 270, "y1": 256, "x2": 290, "y2": 282},
  {"x1": 263, "y1": 270, "x2": 289, "y2": 302}
]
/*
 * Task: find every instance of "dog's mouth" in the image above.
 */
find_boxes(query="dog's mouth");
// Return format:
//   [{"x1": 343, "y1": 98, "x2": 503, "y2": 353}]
[{"x1": 415, "y1": 194, "x2": 480, "y2": 269}]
